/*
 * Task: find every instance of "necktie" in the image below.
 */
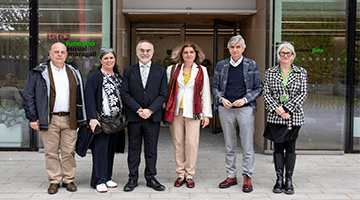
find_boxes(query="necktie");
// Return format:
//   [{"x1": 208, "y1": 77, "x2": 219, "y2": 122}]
[{"x1": 141, "y1": 65, "x2": 148, "y2": 88}]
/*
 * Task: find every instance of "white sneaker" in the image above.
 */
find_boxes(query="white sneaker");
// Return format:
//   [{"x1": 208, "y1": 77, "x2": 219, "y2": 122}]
[
  {"x1": 106, "y1": 180, "x2": 118, "y2": 188},
  {"x1": 96, "y1": 183, "x2": 108, "y2": 193}
]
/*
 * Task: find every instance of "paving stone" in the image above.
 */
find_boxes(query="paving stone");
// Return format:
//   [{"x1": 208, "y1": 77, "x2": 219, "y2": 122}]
[{"x1": 0, "y1": 128, "x2": 359, "y2": 199}]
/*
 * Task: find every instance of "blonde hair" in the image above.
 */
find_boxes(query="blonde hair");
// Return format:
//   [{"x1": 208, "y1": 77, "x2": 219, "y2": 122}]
[{"x1": 171, "y1": 41, "x2": 205, "y2": 64}]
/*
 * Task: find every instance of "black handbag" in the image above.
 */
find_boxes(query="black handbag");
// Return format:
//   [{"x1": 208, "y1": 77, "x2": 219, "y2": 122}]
[{"x1": 97, "y1": 109, "x2": 128, "y2": 134}]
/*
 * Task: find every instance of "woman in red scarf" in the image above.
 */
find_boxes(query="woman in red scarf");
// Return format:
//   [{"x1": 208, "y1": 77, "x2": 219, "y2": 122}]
[{"x1": 164, "y1": 42, "x2": 212, "y2": 188}]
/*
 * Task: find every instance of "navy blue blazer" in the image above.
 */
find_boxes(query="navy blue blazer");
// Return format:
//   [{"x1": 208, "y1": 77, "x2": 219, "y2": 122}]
[
  {"x1": 76, "y1": 69, "x2": 125, "y2": 157},
  {"x1": 120, "y1": 63, "x2": 167, "y2": 122}
]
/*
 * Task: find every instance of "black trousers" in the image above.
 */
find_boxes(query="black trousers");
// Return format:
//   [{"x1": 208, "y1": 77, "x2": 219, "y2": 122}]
[
  {"x1": 90, "y1": 131, "x2": 120, "y2": 187},
  {"x1": 127, "y1": 120, "x2": 160, "y2": 181}
]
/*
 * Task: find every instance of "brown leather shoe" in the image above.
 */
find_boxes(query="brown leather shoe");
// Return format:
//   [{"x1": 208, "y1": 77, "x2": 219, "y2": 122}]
[
  {"x1": 174, "y1": 177, "x2": 185, "y2": 187},
  {"x1": 242, "y1": 175, "x2": 253, "y2": 193},
  {"x1": 219, "y1": 177, "x2": 237, "y2": 188},
  {"x1": 186, "y1": 178, "x2": 195, "y2": 188},
  {"x1": 62, "y1": 182, "x2": 77, "y2": 192},
  {"x1": 47, "y1": 183, "x2": 59, "y2": 194}
]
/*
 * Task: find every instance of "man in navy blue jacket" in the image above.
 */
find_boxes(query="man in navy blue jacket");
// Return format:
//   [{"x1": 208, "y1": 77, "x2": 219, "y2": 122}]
[
  {"x1": 23, "y1": 42, "x2": 86, "y2": 194},
  {"x1": 120, "y1": 40, "x2": 167, "y2": 192}
]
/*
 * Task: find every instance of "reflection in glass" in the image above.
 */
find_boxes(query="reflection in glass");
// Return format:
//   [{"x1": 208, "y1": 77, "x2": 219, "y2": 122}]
[
  {"x1": 280, "y1": 0, "x2": 347, "y2": 150},
  {"x1": 38, "y1": 0, "x2": 102, "y2": 83},
  {"x1": 353, "y1": 19, "x2": 360, "y2": 150},
  {"x1": 0, "y1": 1, "x2": 30, "y2": 148}
]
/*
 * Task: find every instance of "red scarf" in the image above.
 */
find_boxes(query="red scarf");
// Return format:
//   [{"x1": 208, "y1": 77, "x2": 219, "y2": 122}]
[{"x1": 164, "y1": 64, "x2": 204, "y2": 122}]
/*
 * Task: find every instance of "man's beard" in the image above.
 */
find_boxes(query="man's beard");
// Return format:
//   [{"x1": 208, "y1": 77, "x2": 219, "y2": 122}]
[{"x1": 138, "y1": 55, "x2": 152, "y2": 63}]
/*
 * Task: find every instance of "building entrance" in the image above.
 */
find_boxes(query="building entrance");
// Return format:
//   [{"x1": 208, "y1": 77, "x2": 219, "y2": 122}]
[{"x1": 128, "y1": 19, "x2": 267, "y2": 151}]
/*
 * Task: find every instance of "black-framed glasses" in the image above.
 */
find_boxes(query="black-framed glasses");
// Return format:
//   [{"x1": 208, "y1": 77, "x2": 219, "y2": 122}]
[{"x1": 279, "y1": 51, "x2": 293, "y2": 57}]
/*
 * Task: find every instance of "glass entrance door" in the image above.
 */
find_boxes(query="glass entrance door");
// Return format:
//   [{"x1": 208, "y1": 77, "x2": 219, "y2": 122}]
[
  {"x1": 351, "y1": 1, "x2": 360, "y2": 152},
  {"x1": 274, "y1": 0, "x2": 347, "y2": 151}
]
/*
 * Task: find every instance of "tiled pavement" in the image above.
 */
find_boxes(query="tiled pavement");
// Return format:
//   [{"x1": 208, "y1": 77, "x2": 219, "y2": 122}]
[{"x1": 0, "y1": 127, "x2": 359, "y2": 199}]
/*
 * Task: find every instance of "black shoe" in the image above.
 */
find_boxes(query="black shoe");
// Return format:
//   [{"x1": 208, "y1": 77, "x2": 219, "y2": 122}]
[
  {"x1": 273, "y1": 178, "x2": 284, "y2": 193},
  {"x1": 123, "y1": 179, "x2": 138, "y2": 192},
  {"x1": 284, "y1": 177, "x2": 294, "y2": 194},
  {"x1": 284, "y1": 153, "x2": 296, "y2": 195},
  {"x1": 146, "y1": 178, "x2": 165, "y2": 191}
]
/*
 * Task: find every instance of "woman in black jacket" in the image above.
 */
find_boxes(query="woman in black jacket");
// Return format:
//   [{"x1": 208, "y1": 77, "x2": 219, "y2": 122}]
[{"x1": 84, "y1": 48, "x2": 125, "y2": 193}]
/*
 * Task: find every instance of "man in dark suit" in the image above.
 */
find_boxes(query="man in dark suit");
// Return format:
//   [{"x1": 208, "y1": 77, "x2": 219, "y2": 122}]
[{"x1": 120, "y1": 40, "x2": 167, "y2": 192}]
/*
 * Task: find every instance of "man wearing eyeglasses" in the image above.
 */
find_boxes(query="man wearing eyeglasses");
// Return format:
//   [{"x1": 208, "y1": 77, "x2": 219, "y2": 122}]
[
  {"x1": 23, "y1": 42, "x2": 87, "y2": 194},
  {"x1": 211, "y1": 35, "x2": 263, "y2": 193},
  {"x1": 120, "y1": 40, "x2": 167, "y2": 192}
]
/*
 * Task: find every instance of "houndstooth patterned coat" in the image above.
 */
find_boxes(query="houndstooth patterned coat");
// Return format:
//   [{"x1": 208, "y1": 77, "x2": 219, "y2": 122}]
[{"x1": 262, "y1": 64, "x2": 307, "y2": 129}]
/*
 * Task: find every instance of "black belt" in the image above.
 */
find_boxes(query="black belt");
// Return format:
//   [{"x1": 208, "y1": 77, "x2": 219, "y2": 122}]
[{"x1": 53, "y1": 112, "x2": 70, "y2": 116}]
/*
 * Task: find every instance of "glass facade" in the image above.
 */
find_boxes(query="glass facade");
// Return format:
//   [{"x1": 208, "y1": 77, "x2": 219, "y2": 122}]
[
  {"x1": 0, "y1": 0, "x2": 103, "y2": 149},
  {"x1": 353, "y1": 0, "x2": 360, "y2": 151},
  {"x1": 0, "y1": 0, "x2": 358, "y2": 152},
  {"x1": 38, "y1": 0, "x2": 103, "y2": 83},
  {"x1": 274, "y1": 0, "x2": 351, "y2": 150},
  {"x1": 0, "y1": 0, "x2": 30, "y2": 148}
]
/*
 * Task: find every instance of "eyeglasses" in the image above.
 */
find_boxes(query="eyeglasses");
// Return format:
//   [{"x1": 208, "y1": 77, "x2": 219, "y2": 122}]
[
  {"x1": 139, "y1": 49, "x2": 152, "y2": 53},
  {"x1": 279, "y1": 52, "x2": 293, "y2": 57}
]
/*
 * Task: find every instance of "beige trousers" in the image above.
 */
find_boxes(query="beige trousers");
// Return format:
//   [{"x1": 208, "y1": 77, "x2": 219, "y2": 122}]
[
  {"x1": 41, "y1": 115, "x2": 77, "y2": 184},
  {"x1": 170, "y1": 109, "x2": 201, "y2": 179}
]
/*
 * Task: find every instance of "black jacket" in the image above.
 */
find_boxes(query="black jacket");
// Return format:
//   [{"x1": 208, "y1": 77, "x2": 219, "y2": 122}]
[
  {"x1": 22, "y1": 60, "x2": 87, "y2": 129},
  {"x1": 76, "y1": 69, "x2": 125, "y2": 157},
  {"x1": 120, "y1": 63, "x2": 167, "y2": 122}
]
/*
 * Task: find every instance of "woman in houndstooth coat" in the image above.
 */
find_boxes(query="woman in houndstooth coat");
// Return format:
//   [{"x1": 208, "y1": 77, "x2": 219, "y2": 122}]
[{"x1": 262, "y1": 42, "x2": 307, "y2": 195}]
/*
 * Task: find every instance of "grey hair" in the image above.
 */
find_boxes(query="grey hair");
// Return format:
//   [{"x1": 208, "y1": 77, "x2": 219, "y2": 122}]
[
  {"x1": 136, "y1": 40, "x2": 154, "y2": 51},
  {"x1": 99, "y1": 48, "x2": 115, "y2": 60},
  {"x1": 227, "y1": 35, "x2": 246, "y2": 49},
  {"x1": 276, "y1": 42, "x2": 296, "y2": 63}
]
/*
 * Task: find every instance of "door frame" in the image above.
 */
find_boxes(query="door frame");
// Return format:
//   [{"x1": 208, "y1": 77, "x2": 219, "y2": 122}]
[
  {"x1": 211, "y1": 19, "x2": 237, "y2": 133},
  {"x1": 130, "y1": 23, "x2": 186, "y2": 66}
]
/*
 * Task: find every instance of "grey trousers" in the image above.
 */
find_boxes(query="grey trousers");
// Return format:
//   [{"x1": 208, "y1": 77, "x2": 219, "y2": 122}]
[{"x1": 218, "y1": 105, "x2": 255, "y2": 178}]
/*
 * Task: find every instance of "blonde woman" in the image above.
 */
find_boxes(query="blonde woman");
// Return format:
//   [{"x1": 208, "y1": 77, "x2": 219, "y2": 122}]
[{"x1": 164, "y1": 41, "x2": 212, "y2": 188}]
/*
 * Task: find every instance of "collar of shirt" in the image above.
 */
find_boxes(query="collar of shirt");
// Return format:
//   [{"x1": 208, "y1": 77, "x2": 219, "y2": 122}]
[
  {"x1": 230, "y1": 56, "x2": 243, "y2": 67},
  {"x1": 49, "y1": 61, "x2": 70, "y2": 112},
  {"x1": 139, "y1": 61, "x2": 152, "y2": 68},
  {"x1": 50, "y1": 61, "x2": 66, "y2": 72}
]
